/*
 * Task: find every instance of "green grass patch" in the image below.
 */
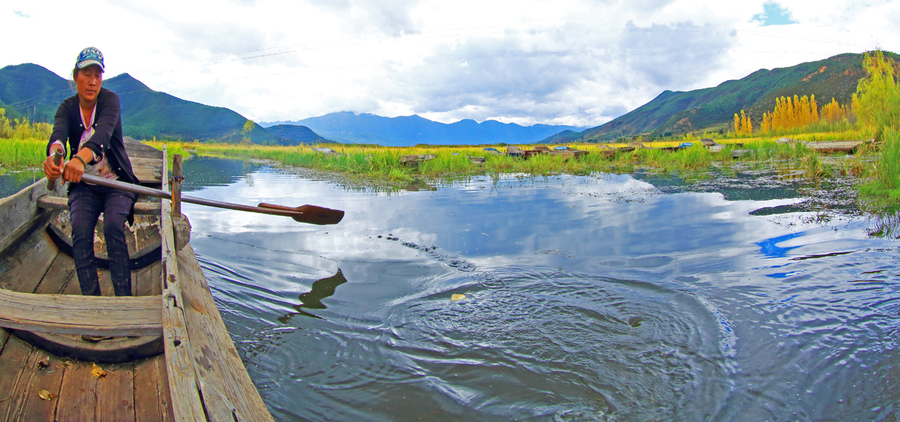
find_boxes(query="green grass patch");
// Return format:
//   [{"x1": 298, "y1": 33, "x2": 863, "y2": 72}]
[
  {"x1": 858, "y1": 127, "x2": 900, "y2": 210},
  {"x1": 0, "y1": 138, "x2": 48, "y2": 171}
]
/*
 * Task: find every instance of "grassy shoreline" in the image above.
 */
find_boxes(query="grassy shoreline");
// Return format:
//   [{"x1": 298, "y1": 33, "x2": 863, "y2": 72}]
[
  {"x1": 3, "y1": 128, "x2": 897, "y2": 211},
  {"x1": 139, "y1": 129, "x2": 870, "y2": 179}
]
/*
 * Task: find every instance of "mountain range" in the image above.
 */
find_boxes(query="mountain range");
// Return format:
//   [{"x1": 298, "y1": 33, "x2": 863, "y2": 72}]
[
  {"x1": 0, "y1": 52, "x2": 890, "y2": 146},
  {"x1": 262, "y1": 113, "x2": 585, "y2": 146}
]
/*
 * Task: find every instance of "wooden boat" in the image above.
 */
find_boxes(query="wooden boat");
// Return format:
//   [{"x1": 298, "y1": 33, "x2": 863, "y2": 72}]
[
  {"x1": 506, "y1": 146, "x2": 525, "y2": 158},
  {"x1": 466, "y1": 156, "x2": 486, "y2": 166},
  {"x1": 0, "y1": 139, "x2": 273, "y2": 421},
  {"x1": 400, "y1": 154, "x2": 437, "y2": 167},
  {"x1": 595, "y1": 145, "x2": 634, "y2": 158},
  {"x1": 528, "y1": 145, "x2": 591, "y2": 159},
  {"x1": 802, "y1": 139, "x2": 872, "y2": 154},
  {"x1": 778, "y1": 137, "x2": 874, "y2": 154}
]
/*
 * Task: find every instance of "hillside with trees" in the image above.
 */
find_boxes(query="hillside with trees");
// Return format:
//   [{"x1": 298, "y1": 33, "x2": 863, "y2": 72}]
[{"x1": 572, "y1": 52, "x2": 896, "y2": 142}]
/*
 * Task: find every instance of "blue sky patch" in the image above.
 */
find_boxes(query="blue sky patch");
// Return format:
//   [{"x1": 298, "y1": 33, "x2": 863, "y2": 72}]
[{"x1": 752, "y1": 1, "x2": 798, "y2": 26}]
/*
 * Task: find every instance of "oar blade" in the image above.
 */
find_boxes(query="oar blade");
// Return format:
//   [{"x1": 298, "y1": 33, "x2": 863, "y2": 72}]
[
  {"x1": 258, "y1": 203, "x2": 344, "y2": 225},
  {"x1": 293, "y1": 205, "x2": 344, "y2": 225}
]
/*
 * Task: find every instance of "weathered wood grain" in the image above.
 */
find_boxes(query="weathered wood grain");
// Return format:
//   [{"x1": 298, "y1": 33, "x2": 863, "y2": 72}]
[
  {"x1": 55, "y1": 357, "x2": 99, "y2": 422},
  {"x1": 0, "y1": 289, "x2": 161, "y2": 336},
  {"x1": 159, "y1": 146, "x2": 206, "y2": 421},
  {"x1": 7, "y1": 347, "x2": 64, "y2": 421},
  {"x1": 0, "y1": 179, "x2": 65, "y2": 257},
  {"x1": 0, "y1": 336, "x2": 38, "y2": 421},
  {"x1": 0, "y1": 214, "x2": 60, "y2": 294},
  {"x1": 179, "y1": 246, "x2": 274, "y2": 421},
  {"x1": 97, "y1": 362, "x2": 136, "y2": 422},
  {"x1": 134, "y1": 357, "x2": 174, "y2": 422}
]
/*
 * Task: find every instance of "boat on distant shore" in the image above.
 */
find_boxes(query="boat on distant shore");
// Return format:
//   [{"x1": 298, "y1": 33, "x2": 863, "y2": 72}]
[
  {"x1": 775, "y1": 137, "x2": 875, "y2": 153},
  {"x1": 0, "y1": 139, "x2": 273, "y2": 421}
]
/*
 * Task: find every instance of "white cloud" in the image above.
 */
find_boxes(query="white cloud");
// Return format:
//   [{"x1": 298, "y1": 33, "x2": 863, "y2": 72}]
[{"x1": 3, "y1": 0, "x2": 897, "y2": 127}]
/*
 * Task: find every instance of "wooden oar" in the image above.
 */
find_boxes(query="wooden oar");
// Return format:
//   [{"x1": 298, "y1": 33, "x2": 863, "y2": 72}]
[
  {"x1": 46, "y1": 150, "x2": 64, "y2": 190},
  {"x1": 76, "y1": 174, "x2": 344, "y2": 225}
]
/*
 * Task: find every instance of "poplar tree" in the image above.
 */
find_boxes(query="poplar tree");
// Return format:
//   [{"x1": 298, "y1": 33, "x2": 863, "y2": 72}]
[{"x1": 852, "y1": 50, "x2": 900, "y2": 131}]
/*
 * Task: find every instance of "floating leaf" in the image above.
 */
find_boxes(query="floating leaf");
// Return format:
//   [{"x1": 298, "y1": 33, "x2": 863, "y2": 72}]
[
  {"x1": 451, "y1": 294, "x2": 465, "y2": 301},
  {"x1": 91, "y1": 364, "x2": 107, "y2": 379},
  {"x1": 37, "y1": 356, "x2": 50, "y2": 370}
]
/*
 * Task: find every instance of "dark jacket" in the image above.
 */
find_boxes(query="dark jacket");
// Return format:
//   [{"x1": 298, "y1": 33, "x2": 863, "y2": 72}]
[{"x1": 47, "y1": 88, "x2": 138, "y2": 186}]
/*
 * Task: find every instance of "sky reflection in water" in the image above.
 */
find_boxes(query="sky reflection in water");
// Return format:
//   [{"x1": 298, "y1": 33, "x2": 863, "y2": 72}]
[{"x1": 178, "y1": 157, "x2": 900, "y2": 421}]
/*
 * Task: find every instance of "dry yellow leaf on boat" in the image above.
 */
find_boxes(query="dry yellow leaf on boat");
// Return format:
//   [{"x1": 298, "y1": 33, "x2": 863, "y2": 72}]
[
  {"x1": 91, "y1": 363, "x2": 107, "y2": 378},
  {"x1": 451, "y1": 294, "x2": 465, "y2": 301},
  {"x1": 31, "y1": 385, "x2": 55, "y2": 401}
]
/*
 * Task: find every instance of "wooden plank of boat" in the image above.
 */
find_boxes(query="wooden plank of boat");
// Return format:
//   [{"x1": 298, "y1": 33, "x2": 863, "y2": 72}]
[
  {"x1": 157, "y1": 146, "x2": 207, "y2": 420},
  {"x1": 157, "y1": 146, "x2": 274, "y2": 421},
  {"x1": 0, "y1": 289, "x2": 160, "y2": 336},
  {"x1": 0, "y1": 172, "x2": 66, "y2": 258}
]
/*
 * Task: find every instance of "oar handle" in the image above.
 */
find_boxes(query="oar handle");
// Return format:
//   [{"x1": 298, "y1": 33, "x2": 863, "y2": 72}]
[
  {"x1": 46, "y1": 150, "x2": 64, "y2": 190},
  {"x1": 257, "y1": 203, "x2": 294, "y2": 212},
  {"x1": 78, "y1": 174, "x2": 344, "y2": 225}
]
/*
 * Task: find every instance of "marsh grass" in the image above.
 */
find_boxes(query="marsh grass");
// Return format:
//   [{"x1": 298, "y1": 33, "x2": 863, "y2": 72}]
[
  {"x1": 858, "y1": 127, "x2": 900, "y2": 209},
  {"x1": 137, "y1": 133, "x2": 878, "y2": 188},
  {"x1": 0, "y1": 138, "x2": 46, "y2": 170}
]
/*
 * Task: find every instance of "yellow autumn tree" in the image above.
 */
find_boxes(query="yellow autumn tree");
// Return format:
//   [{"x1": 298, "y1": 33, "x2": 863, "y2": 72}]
[
  {"x1": 733, "y1": 110, "x2": 752, "y2": 135},
  {"x1": 820, "y1": 98, "x2": 849, "y2": 124},
  {"x1": 759, "y1": 95, "x2": 820, "y2": 133}
]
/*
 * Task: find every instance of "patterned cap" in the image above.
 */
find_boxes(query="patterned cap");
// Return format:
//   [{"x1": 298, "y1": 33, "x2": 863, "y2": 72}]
[{"x1": 76, "y1": 47, "x2": 104, "y2": 72}]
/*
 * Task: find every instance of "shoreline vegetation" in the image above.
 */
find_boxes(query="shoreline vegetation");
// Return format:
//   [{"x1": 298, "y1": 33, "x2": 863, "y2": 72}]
[{"x1": 2, "y1": 51, "x2": 898, "y2": 212}]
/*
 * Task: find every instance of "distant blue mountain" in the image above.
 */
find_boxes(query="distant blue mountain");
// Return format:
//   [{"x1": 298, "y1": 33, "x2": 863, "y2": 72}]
[{"x1": 263, "y1": 112, "x2": 585, "y2": 146}]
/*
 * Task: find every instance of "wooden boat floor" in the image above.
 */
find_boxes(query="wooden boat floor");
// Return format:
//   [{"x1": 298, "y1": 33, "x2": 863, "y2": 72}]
[{"x1": 0, "y1": 211, "x2": 174, "y2": 421}]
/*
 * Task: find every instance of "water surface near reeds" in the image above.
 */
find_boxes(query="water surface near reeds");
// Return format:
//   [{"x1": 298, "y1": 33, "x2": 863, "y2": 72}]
[{"x1": 17, "y1": 154, "x2": 895, "y2": 421}]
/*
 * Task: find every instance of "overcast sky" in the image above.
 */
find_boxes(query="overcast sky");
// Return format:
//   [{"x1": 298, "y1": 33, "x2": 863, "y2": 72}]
[{"x1": 4, "y1": 1, "x2": 897, "y2": 127}]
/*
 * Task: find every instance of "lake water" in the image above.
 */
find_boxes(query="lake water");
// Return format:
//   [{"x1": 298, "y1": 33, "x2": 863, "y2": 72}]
[{"x1": 8, "y1": 157, "x2": 900, "y2": 421}]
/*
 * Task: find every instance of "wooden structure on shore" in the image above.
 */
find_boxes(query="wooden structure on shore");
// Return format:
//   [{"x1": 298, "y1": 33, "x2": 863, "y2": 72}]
[
  {"x1": 509, "y1": 145, "x2": 591, "y2": 160},
  {"x1": 400, "y1": 154, "x2": 437, "y2": 167},
  {"x1": 0, "y1": 140, "x2": 273, "y2": 421}
]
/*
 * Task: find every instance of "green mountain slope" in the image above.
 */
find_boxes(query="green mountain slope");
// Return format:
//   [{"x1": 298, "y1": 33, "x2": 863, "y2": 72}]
[
  {"x1": 578, "y1": 52, "x2": 887, "y2": 142},
  {"x1": 0, "y1": 64, "x2": 307, "y2": 144},
  {"x1": 0, "y1": 63, "x2": 72, "y2": 123},
  {"x1": 265, "y1": 124, "x2": 328, "y2": 144}
]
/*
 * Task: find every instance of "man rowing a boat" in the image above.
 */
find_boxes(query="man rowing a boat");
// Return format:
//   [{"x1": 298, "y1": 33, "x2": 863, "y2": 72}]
[{"x1": 43, "y1": 47, "x2": 139, "y2": 311}]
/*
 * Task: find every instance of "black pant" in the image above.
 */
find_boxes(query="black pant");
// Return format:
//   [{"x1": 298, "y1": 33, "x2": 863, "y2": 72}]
[{"x1": 68, "y1": 183, "x2": 136, "y2": 296}]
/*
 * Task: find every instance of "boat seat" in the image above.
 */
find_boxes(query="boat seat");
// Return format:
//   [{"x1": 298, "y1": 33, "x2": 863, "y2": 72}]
[
  {"x1": 37, "y1": 194, "x2": 161, "y2": 215},
  {"x1": 0, "y1": 288, "x2": 161, "y2": 337}
]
